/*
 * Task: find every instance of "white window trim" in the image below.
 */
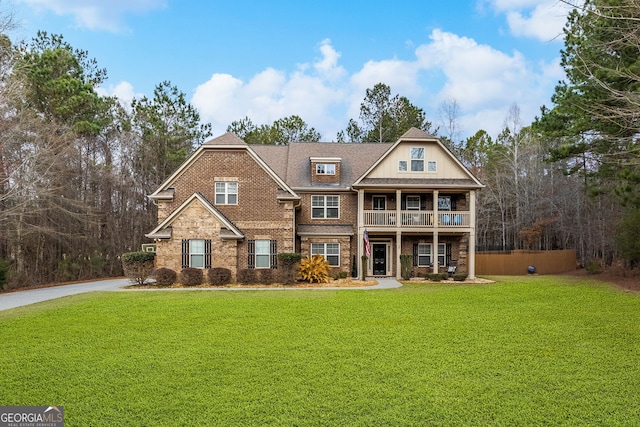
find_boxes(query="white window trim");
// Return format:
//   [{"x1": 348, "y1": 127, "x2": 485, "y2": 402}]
[
  {"x1": 316, "y1": 163, "x2": 336, "y2": 175},
  {"x1": 311, "y1": 195, "x2": 340, "y2": 219},
  {"x1": 438, "y1": 196, "x2": 451, "y2": 211},
  {"x1": 437, "y1": 243, "x2": 446, "y2": 267},
  {"x1": 406, "y1": 195, "x2": 420, "y2": 210},
  {"x1": 255, "y1": 240, "x2": 271, "y2": 269},
  {"x1": 410, "y1": 147, "x2": 424, "y2": 172},
  {"x1": 417, "y1": 243, "x2": 432, "y2": 267},
  {"x1": 311, "y1": 242, "x2": 340, "y2": 267},
  {"x1": 189, "y1": 239, "x2": 205, "y2": 268},
  {"x1": 215, "y1": 181, "x2": 238, "y2": 205}
]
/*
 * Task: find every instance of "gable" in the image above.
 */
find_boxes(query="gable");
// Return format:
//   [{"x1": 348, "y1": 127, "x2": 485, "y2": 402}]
[
  {"x1": 367, "y1": 141, "x2": 470, "y2": 180},
  {"x1": 149, "y1": 133, "x2": 298, "y2": 202},
  {"x1": 146, "y1": 193, "x2": 243, "y2": 240}
]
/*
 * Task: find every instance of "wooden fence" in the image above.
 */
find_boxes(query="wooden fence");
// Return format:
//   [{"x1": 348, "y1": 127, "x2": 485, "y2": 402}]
[{"x1": 475, "y1": 249, "x2": 577, "y2": 275}]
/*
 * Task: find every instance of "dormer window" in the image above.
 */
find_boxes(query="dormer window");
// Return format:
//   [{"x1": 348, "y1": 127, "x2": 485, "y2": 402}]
[
  {"x1": 311, "y1": 157, "x2": 341, "y2": 184},
  {"x1": 316, "y1": 163, "x2": 335, "y2": 175}
]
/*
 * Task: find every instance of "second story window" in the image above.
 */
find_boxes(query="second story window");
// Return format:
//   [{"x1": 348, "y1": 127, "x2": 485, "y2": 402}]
[
  {"x1": 215, "y1": 181, "x2": 237, "y2": 205},
  {"x1": 406, "y1": 196, "x2": 420, "y2": 210},
  {"x1": 411, "y1": 147, "x2": 424, "y2": 171},
  {"x1": 316, "y1": 163, "x2": 336, "y2": 175},
  {"x1": 312, "y1": 195, "x2": 339, "y2": 219}
]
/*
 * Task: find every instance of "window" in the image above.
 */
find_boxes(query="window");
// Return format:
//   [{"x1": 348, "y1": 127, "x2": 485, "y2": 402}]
[
  {"x1": 255, "y1": 240, "x2": 271, "y2": 268},
  {"x1": 438, "y1": 243, "x2": 446, "y2": 266},
  {"x1": 398, "y1": 160, "x2": 407, "y2": 172},
  {"x1": 316, "y1": 163, "x2": 336, "y2": 175},
  {"x1": 438, "y1": 196, "x2": 451, "y2": 211},
  {"x1": 406, "y1": 196, "x2": 420, "y2": 210},
  {"x1": 311, "y1": 243, "x2": 340, "y2": 267},
  {"x1": 417, "y1": 243, "x2": 432, "y2": 266},
  {"x1": 189, "y1": 239, "x2": 205, "y2": 268},
  {"x1": 411, "y1": 147, "x2": 424, "y2": 171},
  {"x1": 427, "y1": 161, "x2": 437, "y2": 172},
  {"x1": 181, "y1": 239, "x2": 211, "y2": 268},
  {"x1": 312, "y1": 195, "x2": 339, "y2": 218},
  {"x1": 248, "y1": 239, "x2": 277, "y2": 269},
  {"x1": 373, "y1": 196, "x2": 386, "y2": 210},
  {"x1": 215, "y1": 181, "x2": 237, "y2": 205}
]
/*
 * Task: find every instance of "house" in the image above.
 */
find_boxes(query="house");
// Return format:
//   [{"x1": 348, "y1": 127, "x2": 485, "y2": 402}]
[{"x1": 145, "y1": 128, "x2": 484, "y2": 280}]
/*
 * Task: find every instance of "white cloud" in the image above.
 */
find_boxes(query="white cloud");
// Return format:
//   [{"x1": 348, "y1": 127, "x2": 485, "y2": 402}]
[
  {"x1": 18, "y1": 0, "x2": 166, "y2": 32},
  {"x1": 96, "y1": 81, "x2": 142, "y2": 110},
  {"x1": 485, "y1": 0, "x2": 575, "y2": 42},
  {"x1": 187, "y1": 34, "x2": 562, "y2": 141},
  {"x1": 192, "y1": 42, "x2": 347, "y2": 138}
]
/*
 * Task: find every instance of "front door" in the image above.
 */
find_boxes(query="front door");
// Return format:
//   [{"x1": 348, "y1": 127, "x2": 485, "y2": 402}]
[{"x1": 372, "y1": 244, "x2": 387, "y2": 276}]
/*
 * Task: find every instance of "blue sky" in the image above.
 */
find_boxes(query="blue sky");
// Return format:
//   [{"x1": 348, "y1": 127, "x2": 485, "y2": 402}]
[{"x1": 11, "y1": 0, "x2": 574, "y2": 141}]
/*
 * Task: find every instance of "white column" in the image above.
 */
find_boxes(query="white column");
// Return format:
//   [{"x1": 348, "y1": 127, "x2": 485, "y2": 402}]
[
  {"x1": 468, "y1": 190, "x2": 476, "y2": 279},
  {"x1": 432, "y1": 190, "x2": 439, "y2": 274},
  {"x1": 396, "y1": 230, "x2": 402, "y2": 278},
  {"x1": 357, "y1": 189, "x2": 365, "y2": 278},
  {"x1": 396, "y1": 189, "x2": 402, "y2": 279}
]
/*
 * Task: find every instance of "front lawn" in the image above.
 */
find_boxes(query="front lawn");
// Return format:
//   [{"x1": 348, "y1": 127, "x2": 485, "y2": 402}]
[{"x1": 0, "y1": 276, "x2": 639, "y2": 426}]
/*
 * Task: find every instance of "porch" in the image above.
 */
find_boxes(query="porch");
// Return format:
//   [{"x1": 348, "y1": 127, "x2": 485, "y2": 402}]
[{"x1": 363, "y1": 210, "x2": 470, "y2": 228}]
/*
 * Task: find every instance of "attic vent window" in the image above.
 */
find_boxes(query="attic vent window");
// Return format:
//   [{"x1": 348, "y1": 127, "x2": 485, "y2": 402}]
[{"x1": 316, "y1": 163, "x2": 335, "y2": 175}]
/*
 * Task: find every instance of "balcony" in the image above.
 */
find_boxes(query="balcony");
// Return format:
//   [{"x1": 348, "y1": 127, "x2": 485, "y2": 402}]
[{"x1": 363, "y1": 210, "x2": 470, "y2": 228}]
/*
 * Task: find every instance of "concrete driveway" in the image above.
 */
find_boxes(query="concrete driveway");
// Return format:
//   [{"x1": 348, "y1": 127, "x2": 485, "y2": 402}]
[{"x1": 0, "y1": 278, "x2": 129, "y2": 312}]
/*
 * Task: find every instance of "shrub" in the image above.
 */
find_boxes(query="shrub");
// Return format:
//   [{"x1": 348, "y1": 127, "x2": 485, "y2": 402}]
[
  {"x1": 586, "y1": 260, "x2": 603, "y2": 275},
  {"x1": 400, "y1": 254, "x2": 413, "y2": 280},
  {"x1": 428, "y1": 273, "x2": 449, "y2": 282},
  {"x1": 0, "y1": 258, "x2": 9, "y2": 291},
  {"x1": 298, "y1": 254, "x2": 330, "y2": 284},
  {"x1": 154, "y1": 268, "x2": 177, "y2": 286},
  {"x1": 257, "y1": 268, "x2": 275, "y2": 285},
  {"x1": 237, "y1": 269, "x2": 257, "y2": 284},
  {"x1": 334, "y1": 271, "x2": 349, "y2": 280},
  {"x1": 277, "y1": 253, "x2": 301, "y2": 284},
  {"x1": 208, "y1": 268, "x2": 232, "y2": 286},
  {"x1": 179, "y1": 268, "x2": 203, "y2": 286},
  {"x1": 121, "y1": 251, "x2": 155, "y2": 285},
  {"x1": 453, "y1": 273, "x2": 468, "y2": 282}
]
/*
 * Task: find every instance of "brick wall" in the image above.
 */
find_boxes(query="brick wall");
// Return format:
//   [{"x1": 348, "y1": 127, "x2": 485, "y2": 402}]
[
  {"x1": 297, "y1": 192, "x2": 358, "y2": 224},
  {"x1": 153, "y1": 148, "x2": 296, "y2": 279}
]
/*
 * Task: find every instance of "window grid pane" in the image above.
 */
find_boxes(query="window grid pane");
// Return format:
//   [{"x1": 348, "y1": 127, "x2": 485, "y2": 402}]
[
  {"x1": 255, "y1": 240, "x2": 270, "y2": 268},
  {"x1": 310, "y1": 243, "x2": 339, "y2": 267},
  {"x1": 417, "y1": 244, "x2": 432, "y2": 266},
  {"x1": 190, "y1": 240, "x2": 205, "y2": 268},
  {"x1": 215, "y1": 182, "x2": 238, "y2": 205},
  {"x1": 411, "y1": 147, "x2": 424, "y2": 159},
  {"x1": 407, "y1": 197, "x2": 420, "y2": 210},
  {"x1": 311, "y1": 195, "x2": 339, "y2": 219}
]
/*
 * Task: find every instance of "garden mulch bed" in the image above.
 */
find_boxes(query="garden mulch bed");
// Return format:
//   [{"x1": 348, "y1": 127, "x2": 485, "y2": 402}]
[
  {"x1": 561, "y1": 266, "x2": 640, "y2": 292},
  {"x1": 128, "y1": 277, "x2": 379, "y2": 289}
]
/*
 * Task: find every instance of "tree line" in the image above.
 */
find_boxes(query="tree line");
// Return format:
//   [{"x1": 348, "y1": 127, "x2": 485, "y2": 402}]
[{"x1": 1, "y1": 0, "x2": 638, "y2": 288}]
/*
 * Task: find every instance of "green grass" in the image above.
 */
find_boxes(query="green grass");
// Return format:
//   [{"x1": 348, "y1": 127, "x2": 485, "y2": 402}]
[{"x1": 1, "y1": 276, "x2": 639, "y2": 426}]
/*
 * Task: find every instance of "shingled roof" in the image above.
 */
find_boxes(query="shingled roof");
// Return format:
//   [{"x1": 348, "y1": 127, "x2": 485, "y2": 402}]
[{"x1": 251, "y1": 142, "x2": 391, "y2": 189}]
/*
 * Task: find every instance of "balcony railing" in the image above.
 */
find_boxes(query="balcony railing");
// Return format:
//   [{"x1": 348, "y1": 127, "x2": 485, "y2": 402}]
[{"x1": 363, "y1": 210, "x2": 470, "y2": 228}]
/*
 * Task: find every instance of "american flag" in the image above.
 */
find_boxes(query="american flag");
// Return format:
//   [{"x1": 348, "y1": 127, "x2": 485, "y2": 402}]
[{"x1": 364, "y1": 229, "x2": 370, "y2": 257}]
